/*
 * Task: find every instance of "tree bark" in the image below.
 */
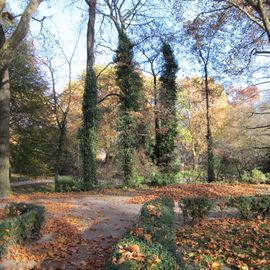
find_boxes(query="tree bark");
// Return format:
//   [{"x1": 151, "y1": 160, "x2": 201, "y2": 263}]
[
  {"x1": 0, "y1": 0, "x2": 42, "y2": 197},
  {"x1": 192, "y1": 140, "x2": 199, "y2": 170},
  {"x1": 204, "y1": 62, "x2": 215, "y2": 182},
  {"x1": 0, "y1": 68, "x2": 10, "y2": 197}
]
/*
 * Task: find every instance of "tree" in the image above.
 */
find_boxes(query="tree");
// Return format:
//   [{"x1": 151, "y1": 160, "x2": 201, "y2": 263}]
[
  {"x1": 178, "y1": 77, "x2": 229, "y2": 172},
  {"x1": 41, "y1": 29, "x2": 82, "y2": 181},
  {"x1": 114, "y1": 30, "x2": 143, "y2": 185},
  {"x1": 98, "y1": 0, "x2": 150, "y2": 185},
  {"x1": 9, "y1": 41, "x2": 56, "y2": 176},
  {"x1": 81, "y1": 0, "x2": 98, "y2": 189},
  {"x1": 215, "y1": 0, "x2": 270, "y2": 43},
  {"x1": 0, "y1": 0, "x2": 43, "y2": 197},
  {"x1": 155, "y1": 42, "x2": 179, "y2": 174}
]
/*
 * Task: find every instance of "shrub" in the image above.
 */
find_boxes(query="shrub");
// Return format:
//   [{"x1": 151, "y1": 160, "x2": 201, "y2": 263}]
[
  {"x1": 140, "y1": 197, "x2": 174, "y2": 226},
  {"x1": 148, "y1": 172, "x2": 176, "y2": 186},
  {"x1": 241, "y1": 171, "x2": 251, "y2": 183},
  {"x1": 225, "y1": 195, "x2": 270, "y2": 220},
  {"x1": 253, "y1": 195, "x2": 270, "y2": 218},
  {"x1": 0, "y1": 203, "x2": 45, "y2": 257},
  {"x1": 107, "y1": 235, "x2": 178, "y2": 270},
  {"x1": 179, "y1": 197, "x2": 213, "y2": 224},
  {"x1": 241, "y1": 168, "x2": 268, "y2": 184},
  {"x1": 227, "y1": 196, "x2": 254, "y2": 219},
  {"x1": 55, "y1": 176, "x2": 83, "y2": 192},
  {"x1": 251, "y1": 168, "x2": 267, "y2": 183},
  {"x1": 107, "y1": 197, "x2": 179, "y2": 269}
]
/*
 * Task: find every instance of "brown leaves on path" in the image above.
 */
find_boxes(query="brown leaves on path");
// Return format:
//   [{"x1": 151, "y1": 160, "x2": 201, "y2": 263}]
[{"x1": 127, "y1": 183, "x2": 270, "y2": 204}]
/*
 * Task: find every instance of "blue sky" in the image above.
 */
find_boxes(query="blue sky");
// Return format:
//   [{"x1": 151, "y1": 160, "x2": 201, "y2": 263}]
[{"x1": 8, "y1": 0, "x2": 270, "y2": 99}]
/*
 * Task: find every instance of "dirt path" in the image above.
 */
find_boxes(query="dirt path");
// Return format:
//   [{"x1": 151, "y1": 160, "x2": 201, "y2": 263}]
[{"x1": 0, "y1": 195, "x2": 142, "y2": 270}]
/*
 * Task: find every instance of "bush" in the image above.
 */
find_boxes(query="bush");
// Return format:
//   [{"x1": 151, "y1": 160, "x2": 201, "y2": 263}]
[
  {"x1": 140, "y1": 197, "x2": 174, "y2": 225},
  {"x1": 148, "y1": 172, "x2": 176, "y2": 186},
  {"x1": 254, "y1": 195, "x2": 270, "y2": 218},
  {"x1": 241, "y1": 168, "x2": 268, "y2": 184},
  {"x1": 0, "y1": 203, "x2": 45, "y2": 257},
  {"x1": 179, "y1": 197, "x2": 213, "y2": 224},
  {"x1": 55, "y1": 176, "x2": 83, "y2": 192},
  {"x1": 106, "y1": 197, "x2": 179, "y2": 269},
  {"x1": 107, "y1": 236, "x2": 178, "y2": 270},
  {"x1": 227, "y1": 196, "x2": 254, "y2": 219},
  {"x1": 228, "y1": 195, "x2": 270, "y2": 219}
]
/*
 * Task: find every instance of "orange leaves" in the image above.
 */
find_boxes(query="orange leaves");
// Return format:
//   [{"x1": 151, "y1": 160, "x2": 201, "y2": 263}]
[
  {"x1": 112, "y1": 244, "x2": 145, "y2": 265},
  {"x1": 211, "y1": 262, "x2": 221, "y2": 269},
  {"x1": 127, "y1": 183, "x2": 270, "y2": 204},
  {"x1": 176, "y1": 218, "x2": 270, "y2": 269},
  {"x1": 146, "y1": 204, "x2": 162, "y2": 217}
]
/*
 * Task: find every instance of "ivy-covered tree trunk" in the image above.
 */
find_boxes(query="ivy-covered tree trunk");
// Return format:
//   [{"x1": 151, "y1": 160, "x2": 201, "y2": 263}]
[
  {"x1": 81, "y1": 0, "x2": 98, "y2": 189},
  {"x1": 155, "y1": 42, "x2": 178, "y2": 174},
  {"x1": 114, "y1": 30, "x2": 142, "y2": 186}
]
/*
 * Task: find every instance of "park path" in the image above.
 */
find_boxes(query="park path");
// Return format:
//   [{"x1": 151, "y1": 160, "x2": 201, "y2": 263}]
[{"x1": 0, "y1": 195, "x2": 142, "y2": 270}]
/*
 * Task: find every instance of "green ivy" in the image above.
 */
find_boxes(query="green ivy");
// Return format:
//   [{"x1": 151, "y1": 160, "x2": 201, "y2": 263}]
[
  {"x1": 155, "y1": 42, "x2": 179, "y2": 175},
  {"x1": 114, "y1": 30, "x2": 143, "y2": 186},
  {"x1": 81, "y1": 68, "x2": 99, "y2": 189}
]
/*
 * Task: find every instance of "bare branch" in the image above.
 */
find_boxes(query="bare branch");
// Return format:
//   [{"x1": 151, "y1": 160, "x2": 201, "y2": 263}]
[
  {"x1": 96, "y1": 62, "x2": 114, "y2": 79},
  {"x1": 98, "y1": 93, "x2": 122, "y2": 104}
]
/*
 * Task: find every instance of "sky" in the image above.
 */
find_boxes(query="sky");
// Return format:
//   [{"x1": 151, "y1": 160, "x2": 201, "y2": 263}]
[{"x1": 8, "y1": 0, "x2": 270, "y2": 100}]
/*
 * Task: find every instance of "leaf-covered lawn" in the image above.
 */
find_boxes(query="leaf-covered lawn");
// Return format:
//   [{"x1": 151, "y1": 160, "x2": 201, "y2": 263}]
[
  {"x1": 1, "y1": 183, "x2": 270, "y2": 269},
  {"x1": 176, "y1": 218, "x2": 270, "y2": 270},
  {"x1": 127, "y1": 183, "x2": 270, "y2": 204}
]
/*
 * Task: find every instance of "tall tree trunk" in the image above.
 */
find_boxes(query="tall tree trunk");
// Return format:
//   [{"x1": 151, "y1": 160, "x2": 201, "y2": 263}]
[
  {"x1": 0, "y1": 67, "x2": 10, "y2": 197},
  {"x1": 0, "y1": 0, "x2": 43, "y2": 197},
  {"x1": 81, "y1": 0, "x2": 98, "y2": 189},
  {"x1": 153, "y1": 73, "x2": 161, "y2": 164},
  {"x1": 204, "y1": 64, "x2": 215, "y2": 182}
]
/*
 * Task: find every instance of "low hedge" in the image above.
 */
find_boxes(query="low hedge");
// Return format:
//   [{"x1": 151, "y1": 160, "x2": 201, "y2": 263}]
[
  {"x1": 227, "y1": 194, "x2": 270, "y2": 219},
  {"x1": 0, "y1": 203, "x2": 45, "y2": 257},
  {"x1": 178, "y1": 194, "x2": 270, "y2": 223},
  {"x1": 179, "y1": 197, "x2": 214, "y2": 224},
  {"x1": 55, "y1": 176, "x2": 83, "y2": 192},
  {"x1": 107, "y1": 197, "x2": 179, "y2": 270}
]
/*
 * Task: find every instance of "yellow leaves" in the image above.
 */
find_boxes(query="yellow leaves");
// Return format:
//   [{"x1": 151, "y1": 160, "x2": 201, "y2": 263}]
[
  {"x1": 240, "y1": 265, "x2": 249, "y2": 270},
  {"x1": 143, "y1": 233, "x2": 152, "y2": 244},
  {"x1": 112, "y1": 244, "x2": 145, "y2": 265},
  {"x1": 146, "y1": 204, "x2": 161, "y2": 217},
  {"x1": 147, "y1": 254, "x2": 161, "y2": 269},
  {"x1": 211, "y1": 262, "x2": 221, "y2": 270}
]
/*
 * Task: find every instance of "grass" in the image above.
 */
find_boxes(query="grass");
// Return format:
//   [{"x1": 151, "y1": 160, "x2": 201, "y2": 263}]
[
  {"x1": 176, "y1": 218, "x2": 270, "y2": 269},
  {"x1": 12, "y1": 183, "x2": 55, "y2": 194}
]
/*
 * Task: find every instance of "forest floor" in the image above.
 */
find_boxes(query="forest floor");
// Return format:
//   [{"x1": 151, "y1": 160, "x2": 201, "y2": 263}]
[{"x1": 1, "y1": 183, "x2": 270, "y2": 269}]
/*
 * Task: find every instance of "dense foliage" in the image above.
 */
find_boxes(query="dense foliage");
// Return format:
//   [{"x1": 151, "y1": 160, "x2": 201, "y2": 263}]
[
  {"x1": 0, "y1": 203, "x2": 45, "y2": 257},
  {"x1": 155, "y1": 42, "x2": 179, "y2": 174},
  {"x1": 81, "y1": 68, "x2": 98, "y2": 189},
  {"x1": 107, "y1": 197, "x2": 179, "y2": 269},
  {"x1": 114, "y1": 30, "x2": 143, "y2": 185}
]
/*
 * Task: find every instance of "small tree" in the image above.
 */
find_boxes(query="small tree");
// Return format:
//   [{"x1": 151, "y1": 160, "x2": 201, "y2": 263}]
[
  {"x1": 155, "y1": 42, "x2": 179, "y2": 174},
  {"x1": 114, "y1": 30, "x2": 143, "y2": 185}
]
